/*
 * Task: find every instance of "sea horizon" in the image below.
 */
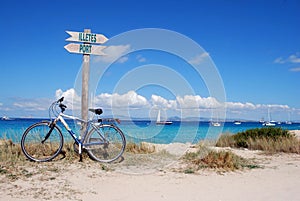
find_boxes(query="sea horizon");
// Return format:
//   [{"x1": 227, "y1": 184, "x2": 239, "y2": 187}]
[{"x1": 1, "y1": 118, "x2": 300, "y2": 144}]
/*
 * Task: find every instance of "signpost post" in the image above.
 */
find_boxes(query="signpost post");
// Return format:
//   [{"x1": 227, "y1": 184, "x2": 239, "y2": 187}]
[
  {"x1": 64, "y1": 29, "x2": 108, "y2": 140},
  {"x1": 81, "y1": 29, "x2": 91, "y2": 142}
]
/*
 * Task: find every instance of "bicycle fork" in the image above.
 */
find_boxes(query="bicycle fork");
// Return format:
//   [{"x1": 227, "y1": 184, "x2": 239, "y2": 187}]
[{"x1": 42, "y1": 120, "x2": 57, "y2": 144}]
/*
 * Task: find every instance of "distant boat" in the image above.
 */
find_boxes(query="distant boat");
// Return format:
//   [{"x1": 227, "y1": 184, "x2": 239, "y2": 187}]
[
  {"x1": 1, "y1": 116, "x2": 10, "y2": 120},
  {"x1": 259, "y1": 118, "x2": 265, "y2": 123},
  {"x1": 263, "y1": 122, "x2": 276, "y2": 126},
  {"x1": 211, "y1": 122, "x2": 221, "y2": 127},
  {"x1": 262, "y1": 108, "x2": 275, "y2": 127},
  {"x1": 210, "y1": 110, "x2": 221, "y2": 127},
  {"x1": 234, "y1": 121, "x2": 242, "y2": 125},
  {"x1": 286, "y1": 112, "x2": 292, "y2": 125},
  {"x1": 156, "y1": 110, "x2": 172, "y2": 125}
]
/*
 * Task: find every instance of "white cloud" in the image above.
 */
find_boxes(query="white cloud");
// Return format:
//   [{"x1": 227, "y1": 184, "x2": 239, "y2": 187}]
[
  {"x1": 188, "y1": 52, "x2": 210, "y2": 65},
  {"x1": 288, "y1": 54, "x2": 300, "y2": 63},
  {"x1": 117, "y1": 57, "x2": 129, "y2": 63},
  {"x1": 95, "y1": 90, "x2": 149, "y2": 109},
  {"x1": 289, "y1": 67, "x2": 300, "y2": 72},
  {"x1": 136, "y1": 55, "x2": 146, "y2": 62},
  {"x1": 226, "y1": 102, "x2": 289, "y2": 111},
  {"x1": 151, "y1": 94, "x2": 177, "y2": 109},
  {"x1": 266, "y1": 104, "x2": 290, "y2": 110},
  {"x1": 274, "y1": 53, "x2": 300, "y2": 64},
  {"x1": 51, "y1": 89, "x2": 295, "y2": 120},
  {"x1": 226, "y1": 102, "x2": 256, "y2": 110},
  {"x1": 13, "y1": 98, "x2": 51, "y2": 111},
  {"x1": 93, "y1": 45, "x2": 131, "y2": 63},
  {"x1": 274, "y1": 57, "x2": 285, "y2": 64},
  {"x1": 0, "y1": 103, "x2": 2, "y2": 106},
  {"x1": 56, "y1": 88, "x2": 81, "y2": 110},
  {"x1": 176, "y1": 95, "x2": 221, "y2": 109},
  {"x1": 53, "y1": 89, "x2": 293, "y2": 113}
]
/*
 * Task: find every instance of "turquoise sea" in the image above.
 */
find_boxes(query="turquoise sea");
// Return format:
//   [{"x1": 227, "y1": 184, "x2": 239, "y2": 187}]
[{"x1": 1, "y1": 118, "x2": 300, "y2": 144}]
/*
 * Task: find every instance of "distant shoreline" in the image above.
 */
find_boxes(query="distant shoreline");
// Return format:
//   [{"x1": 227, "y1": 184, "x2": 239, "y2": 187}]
[{"x1": 1, "y1": 117, "x2": 300, "y2": 123}]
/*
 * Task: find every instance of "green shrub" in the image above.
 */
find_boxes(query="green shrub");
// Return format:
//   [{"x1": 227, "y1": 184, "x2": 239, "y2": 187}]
[
  {"x1": 216, "y1": 127, "x2": 300, "y2": 154},
  {"x1": 234, "y1": 127, "x2": 291, "y2": 145}
]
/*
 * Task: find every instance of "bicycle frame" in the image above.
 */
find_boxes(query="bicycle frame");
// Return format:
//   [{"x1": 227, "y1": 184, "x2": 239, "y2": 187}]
[
  {"x1": 53, "y1": 112, "x2": 107, "y2": 155},
  {"x1": 21, "y1": 97, "x2": 125, "y2": 163}
]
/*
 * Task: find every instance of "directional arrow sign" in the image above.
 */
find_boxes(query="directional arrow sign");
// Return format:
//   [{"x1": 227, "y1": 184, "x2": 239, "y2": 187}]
[
  {"x1": 64, "y1": 43, "x2": 106, "y2": 55},
  {"x1": 66, "y1": 31, "x2": 108, "y2": 44}
]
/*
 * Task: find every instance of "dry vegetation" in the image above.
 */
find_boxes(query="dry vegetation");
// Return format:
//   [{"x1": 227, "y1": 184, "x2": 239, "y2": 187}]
[
  {"x1": 180, "y1": 144, "x2": 258, "y2": 174},
  {"x1": 216, "y1": 128, "x2": 300, "y2": 154},
  {"x1": 125, "y1": 142, "x2": 156, "y2": 154},
  {"x1": 1, "y1": 127, "x2": 299, "y2": 178}
]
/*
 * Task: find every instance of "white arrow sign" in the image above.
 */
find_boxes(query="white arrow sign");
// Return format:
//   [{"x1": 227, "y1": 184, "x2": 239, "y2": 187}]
[
  {"x1": 66, "y1": 31, "x2": 108, "y2": 44},
  {"x1": 64, "y1": 43, "x2": 106, "y2": 55}
]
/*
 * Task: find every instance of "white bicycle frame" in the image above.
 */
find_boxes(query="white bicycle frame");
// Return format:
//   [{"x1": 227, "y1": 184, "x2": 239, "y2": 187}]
[{"x1": 53, "y1": 112, "x2": 106, "y2": 155}]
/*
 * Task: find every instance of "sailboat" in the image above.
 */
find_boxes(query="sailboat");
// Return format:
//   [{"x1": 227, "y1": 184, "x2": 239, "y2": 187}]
[
  {"x1": 210, "y1": 110, "x2": 221, "y2": 127},
  {"x1": 286, "y1": 112, "x2": 292, "y2": 125},
  {"x1": 262, "y1": 108, "x2": 275, "y2": 127},
  {"x1": 156, "y1": 110, "x2": 172, "y2": 125},
  {"x1": 234, "y1": 120, "x2": 242, "y2": 125}
]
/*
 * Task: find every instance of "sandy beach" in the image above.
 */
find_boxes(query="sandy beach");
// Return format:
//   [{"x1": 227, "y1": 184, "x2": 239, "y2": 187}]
[{"x1": 1, "y1": 131, "x2": 300, "y2": 201}]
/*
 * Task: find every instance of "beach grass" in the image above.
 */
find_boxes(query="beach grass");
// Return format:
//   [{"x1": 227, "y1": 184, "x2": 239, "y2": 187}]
[
  {"x1": 216, "y1": 128, "x2": 300, "y2": 154},
  {"x1": 181, "y1": 144, "x2": 257, "y2": 173},
  {"x1": 0, "y1": 139, "x2": 24, "y2": 163},
  {"x1": 125, "y1": 142, "x2": 156, "y2": 154},
  {"x1": 2, "y1": 127, "x2": 296, "y2": 177},
  {"x1": 0, "y1": 139, "x2": 158, "y2": 164}
]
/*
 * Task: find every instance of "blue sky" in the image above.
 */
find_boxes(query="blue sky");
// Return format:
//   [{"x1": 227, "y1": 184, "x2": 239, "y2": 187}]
[{"x1": 0, "y1": 0, "x2": 299, "y2": 121}]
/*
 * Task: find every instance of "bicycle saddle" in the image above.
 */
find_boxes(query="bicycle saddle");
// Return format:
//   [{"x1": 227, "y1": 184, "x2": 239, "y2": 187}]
[{"x1": 88, "y1": 108, "x2": 103, "y2": 115}]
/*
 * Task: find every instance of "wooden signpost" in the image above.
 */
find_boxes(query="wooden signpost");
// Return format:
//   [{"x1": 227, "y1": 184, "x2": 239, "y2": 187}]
[
  {"x1": 64, "y1": 43, "x2": 106, "y2": 55},
  {"x1": 64, "y1": 29, "x2": 108, "y2": 138},
  {"x1": 66, "y1": 31, "x2": 108, "y2": 44}
]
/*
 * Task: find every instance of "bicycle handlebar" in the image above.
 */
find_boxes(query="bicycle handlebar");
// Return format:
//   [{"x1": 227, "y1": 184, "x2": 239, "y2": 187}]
[
  {"x1": 57, "y1": 97, "x2": 64, "y2": 103},
  {"x1": 59, "y1": 103, "x2": 67, "y2": 113},
  {"x1": 57, "y1": 97, "x2": 67, "y2": 112}
]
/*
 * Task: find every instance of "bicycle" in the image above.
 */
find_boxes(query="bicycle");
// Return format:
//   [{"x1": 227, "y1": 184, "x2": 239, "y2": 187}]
[{"x1": 21, "y1": 97, "x2": 126, "y2": 163}]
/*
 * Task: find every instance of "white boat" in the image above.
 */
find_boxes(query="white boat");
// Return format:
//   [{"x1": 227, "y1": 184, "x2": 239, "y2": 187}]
[
  {"x1": 156, "y1": 110, "x2": 172, "y2": 125},
  {"x1": 263, "y1": 122, "x2": 276, "y2": 126},
  {"x1": 234, "y1": 121, "x2": 241, "y2": 125},
  {"x1": 259, "y1": 118, "x2": 265, "y2": 123},
  {"x1": 262, "y1": 108, "x2": 275, "y2": 127},
  {"x1": 210, "y1": 110, "x2": 221, "y2": 127},
  {"x1": 1, "y1": 116, "x2": 10, "y2": 120},
  {"x1": 286, "y1": 112, "x2": 292, "y2": 124},
  {"x1": 211, "y1": 122, "x2": 221, "y2": 127}
]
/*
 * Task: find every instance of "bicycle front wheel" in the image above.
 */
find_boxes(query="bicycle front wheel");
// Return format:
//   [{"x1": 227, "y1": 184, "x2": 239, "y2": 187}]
[
  {"x1": 85, "y1": 124, "x2": 126, "y2": 163},
  {"x1": 21, "y1": 122, "x2": 64, "y2": 162}
]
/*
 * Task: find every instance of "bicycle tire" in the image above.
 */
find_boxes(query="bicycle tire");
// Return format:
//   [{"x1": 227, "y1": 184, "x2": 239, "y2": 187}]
[
  {"x1": 21, "y1": 121, "x2": 64, "y2": 162},
  {"x1": 85, "y1": 124, "x2": 126, "y2": 163}
]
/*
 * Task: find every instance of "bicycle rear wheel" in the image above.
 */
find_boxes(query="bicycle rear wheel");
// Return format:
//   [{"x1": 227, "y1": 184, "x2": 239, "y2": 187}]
[
  {"x1": 85, "y1": 124, "x2": 126, "y2": 163},
  {"x1": 21, "y1": 122, "x2": 64, "y2": 162}
]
